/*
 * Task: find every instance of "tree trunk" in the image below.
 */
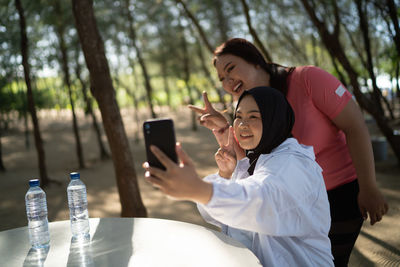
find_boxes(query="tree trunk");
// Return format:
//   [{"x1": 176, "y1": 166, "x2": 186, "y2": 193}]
[
  {"x1": 131, "y1": 94, "x2": 141, "y2": 143},
  {"x1": 396, "y1": 60, "x2": 400, "y2": 100},
  {"x1": 128, "y1": 60, "x2": 142, "y2": 143},
  {"x1": 179, "y1": 20, "x2": 197, "y2": 131},
  {"x1": 72, "y1": 0, "x2": 147, "y2": 217},
  {"x1": 123, "y1": 0, "x2": 156, "y2": 118},
  {"x1": 300, "y1": 0, "x2": 400, "y2": 163},
  {"x1": 355, "y1": 0, "x2": 390, "y2": 118},
  {"x1": 125, "y1": 88, "x2": 141, "y2": 143},
  {"x1": 212, "y1": 0, "x2": 229, "y2": 44},
  {"x1": 116, "y1": 54, "x2": 143, "y2": 144},
  {"x1": 117, "y1": 78, "x2": 141, "y2": 144},
  {"x1": 160, "y1": 56, "x2": 171, "y2": 108},
  {"x1": 16, "y1": 0, "x2": 50, "y2": 186},
  {"x1": 239, "y1": 0, "x2": 273, "y2": 62},
  {"x1": 89, "y1": 85, "x2": 112, "y2": 159},
  {"x1": 0, "y1": 131, "x2": 5, "y2": 172},
  {"x1": 74, "y1": 51, "x2": 109, "y2": 160},
  {"x1": 329, "y1": 54, "x2": 348, "y2": 88},
  {"x1": 54, "y1": 4, "x2": 85, "y2": 168},
  {"x1": 16, "y1": 79, "x2": 30, "y2": 149},
  {"x1": 311, "y1": 32, "x2": 319, "y2": 66},
  {"x1": 23, "y1": 111, "x2": 29, "y2": 149},
  {"x1": 175, "y1": 0, "x2": 214, "y2": 53},
  {"x1": 386, "y1": 0, "x2": 400, "y2": 56}
]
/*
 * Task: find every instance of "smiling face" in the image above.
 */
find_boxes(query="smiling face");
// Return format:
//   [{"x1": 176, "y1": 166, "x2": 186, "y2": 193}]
[
  {"x1": 214, "y1": 54, "x2": 270, "y2": 100},
  {"x1": 233, "y1": 95, "x2": 263, "y2": 150}
]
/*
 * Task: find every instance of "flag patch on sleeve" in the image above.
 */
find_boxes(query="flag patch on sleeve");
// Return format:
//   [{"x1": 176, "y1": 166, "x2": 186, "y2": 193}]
[{"x1": 335, "y1": 85, "x2": 346, "y2": 97}]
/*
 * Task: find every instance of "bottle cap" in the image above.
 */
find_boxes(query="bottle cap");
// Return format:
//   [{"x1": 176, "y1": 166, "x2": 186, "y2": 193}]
[
  {"x1": 29, "y1": 179, "x2": 40, "y2": 187},
  {"x1": 70, "y1": 172, "x2": 80, "y2": 180}
]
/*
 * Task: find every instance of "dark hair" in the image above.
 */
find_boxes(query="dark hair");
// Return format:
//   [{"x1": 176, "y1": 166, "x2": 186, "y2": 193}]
[{"x1": 213, "y1": 38, "x2": 295, "y2": 95}]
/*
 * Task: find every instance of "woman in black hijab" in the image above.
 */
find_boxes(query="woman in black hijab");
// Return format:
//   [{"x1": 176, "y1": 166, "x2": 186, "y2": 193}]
[
  {"x1": 143, "y1": 86, "x2": 333, "y2": 266},
  {"x1": 235, "y1": 87, "x2": 295, "y2": 175}
]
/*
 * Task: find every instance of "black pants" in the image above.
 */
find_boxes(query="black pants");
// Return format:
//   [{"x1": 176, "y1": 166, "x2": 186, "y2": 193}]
[{"x1": 327, "y1": 180, "x2": 364, "y2": 267}]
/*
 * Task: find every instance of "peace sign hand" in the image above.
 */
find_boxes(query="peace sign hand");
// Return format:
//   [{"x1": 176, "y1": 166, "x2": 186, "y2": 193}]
[
  {"x1": 188, "y1": 91, "x2": 229, "y2": 131},
  {"x1": 142, "y1": 143, "x2": 213, "y2": 204},
  {"x1": 214, "y1": 127, "x2": 237, "y2": 178}
]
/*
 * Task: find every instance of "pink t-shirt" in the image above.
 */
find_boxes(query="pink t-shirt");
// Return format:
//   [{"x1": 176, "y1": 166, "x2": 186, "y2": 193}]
[{"x1": 286, "y1": 66, "x2": 357, "y2": 190}]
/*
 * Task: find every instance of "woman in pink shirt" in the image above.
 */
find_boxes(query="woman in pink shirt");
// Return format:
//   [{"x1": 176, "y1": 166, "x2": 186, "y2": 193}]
[{"x1": 190, "y1": 38, "x2": 388, "y2": 267}]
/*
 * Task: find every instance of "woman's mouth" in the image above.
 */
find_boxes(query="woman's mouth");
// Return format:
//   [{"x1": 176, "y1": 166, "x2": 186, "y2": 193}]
[
  {"x1": 240, "y1": 133, "x2": 253, "y2": 139},
  {"x1": 233, "y1": 82, "x2": 243, "y2": 92}
]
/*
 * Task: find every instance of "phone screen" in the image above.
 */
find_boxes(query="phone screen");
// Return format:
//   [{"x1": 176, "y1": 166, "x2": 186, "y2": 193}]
[{"x1": 143, "y1": 118, "x2": 178, "y2": 170}]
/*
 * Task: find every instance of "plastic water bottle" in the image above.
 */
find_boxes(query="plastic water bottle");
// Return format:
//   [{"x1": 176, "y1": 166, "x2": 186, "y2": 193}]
[
  {"x1": 25, "y1": 179, "x2": 50, "y2": 248},
  {"x1": 67, "y1": 172, "x2": 90, "y2": 240}
]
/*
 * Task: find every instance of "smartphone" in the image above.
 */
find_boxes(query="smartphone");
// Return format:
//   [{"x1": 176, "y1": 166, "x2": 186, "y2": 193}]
[{"x1": 143, "y1": 118, "x2": 178, "y2": 170}]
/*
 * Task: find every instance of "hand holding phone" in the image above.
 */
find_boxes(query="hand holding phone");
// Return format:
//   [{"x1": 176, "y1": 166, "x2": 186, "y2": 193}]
[
  {"x1": 143, "y1": 118, "x2": 178, "y2": 170},
  {"x1": 143, "y1": 141, "x2": 213, "y2": 204}
]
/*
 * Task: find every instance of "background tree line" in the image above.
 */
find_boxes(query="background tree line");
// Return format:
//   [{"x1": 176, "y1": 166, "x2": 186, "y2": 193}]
[{"x1": 0, "y1": 0, "x2": 399, "y2": 216}]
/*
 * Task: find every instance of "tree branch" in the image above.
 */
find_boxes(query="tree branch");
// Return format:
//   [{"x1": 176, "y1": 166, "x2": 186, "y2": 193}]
[
  {"x1": 175, "y1": 0, "x2": 214, "y2": 53},
  {"x1": 239, "y1": 0, "x2": 273, "y2": 62}
]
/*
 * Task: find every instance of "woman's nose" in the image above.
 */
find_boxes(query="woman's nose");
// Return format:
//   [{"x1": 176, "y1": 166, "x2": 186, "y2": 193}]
[{"x1": 239, "y1": 120, "x2": 249, "y2": 128}]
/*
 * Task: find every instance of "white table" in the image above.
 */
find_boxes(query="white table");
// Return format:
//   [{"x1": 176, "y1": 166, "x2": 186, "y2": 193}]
[{"x1": 0, "y1": 217, "x2": 262, "y2": 266}]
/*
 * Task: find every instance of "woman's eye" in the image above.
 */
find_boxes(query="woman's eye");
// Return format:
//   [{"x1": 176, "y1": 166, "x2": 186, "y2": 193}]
[{"x1": 227, "y1": 65, "x2": 235, "y2": 73}]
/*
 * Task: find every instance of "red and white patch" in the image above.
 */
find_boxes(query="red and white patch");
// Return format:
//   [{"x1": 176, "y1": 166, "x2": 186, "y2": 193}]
[{"x1": 335, "y1": 85, "x2": 346, "y2": 97}]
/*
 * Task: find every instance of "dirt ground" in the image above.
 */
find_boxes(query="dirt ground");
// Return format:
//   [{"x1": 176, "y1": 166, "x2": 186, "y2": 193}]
[{"x1": 0, "y1": 107, "x2": 399, "y2": 266}]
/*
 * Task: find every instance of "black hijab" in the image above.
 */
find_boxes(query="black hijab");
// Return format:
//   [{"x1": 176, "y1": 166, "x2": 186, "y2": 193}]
[{"x1": 235, "y1": 87, "x2": 295, "y2": 175}]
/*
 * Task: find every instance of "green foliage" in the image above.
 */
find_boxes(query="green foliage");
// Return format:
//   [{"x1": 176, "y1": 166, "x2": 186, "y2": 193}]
[{"x1": 0, "y1": 0, "x2": 398, "y2": 119}]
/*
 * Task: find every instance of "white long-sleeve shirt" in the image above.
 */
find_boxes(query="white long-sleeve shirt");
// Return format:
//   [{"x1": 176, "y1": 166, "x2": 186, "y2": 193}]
[{"x1": 197, "y1": 138, "x2": 333, "y2": 267}]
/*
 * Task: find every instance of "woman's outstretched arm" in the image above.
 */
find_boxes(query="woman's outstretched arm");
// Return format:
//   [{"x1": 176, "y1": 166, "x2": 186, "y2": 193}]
[{"x1": 332, "y1": 99, "x2": 389, "y2": 225}]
